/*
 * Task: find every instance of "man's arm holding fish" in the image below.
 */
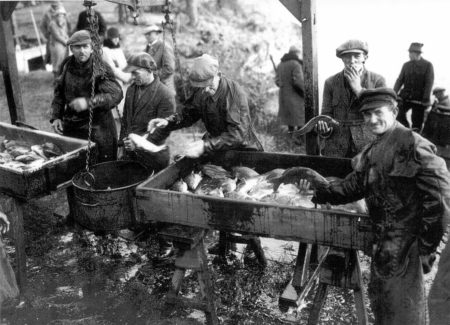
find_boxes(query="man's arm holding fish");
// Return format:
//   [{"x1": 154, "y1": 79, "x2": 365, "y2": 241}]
[{"x1": 316, "y1": 79, "x2": 335, "y2": 136}]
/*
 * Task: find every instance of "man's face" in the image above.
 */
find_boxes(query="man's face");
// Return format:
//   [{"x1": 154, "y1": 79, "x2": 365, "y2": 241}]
[
  {"x1": 341, "y1": 52, "x2": 366, "y2": 71},
  {"x1": 71, "y1": 43, "x2": 93, "y2": 63},
  {"x1": 199, "y1": 75, "x2": 220, "y2": 97},
  {"x1": 110, "y1": 37, "x2": 120, "y2": 46},
  {"x1": 409, "y1": 51, "x2": 421, "y2": 61},
  {"x1": 145, "y1": 32, "x2": 158, "y2": 44},
  {"x1": 363, "y1": 105, "x2": 397, "y2": 135},
  {"x1": 131, "y1": 68, "x2": 153, "y2": 86}
]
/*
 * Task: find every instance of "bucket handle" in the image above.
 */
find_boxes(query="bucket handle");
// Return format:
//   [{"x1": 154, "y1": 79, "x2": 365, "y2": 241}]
[{"x1": 74, "y1": 195, "x2": 99, "y2": 207}]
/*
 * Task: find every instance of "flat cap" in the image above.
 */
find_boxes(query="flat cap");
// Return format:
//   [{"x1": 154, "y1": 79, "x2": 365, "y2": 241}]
[
  {"x1": 433, "y1": 87, "x2": 446, "y2": 95},
  {"x1": 189, "y1": 54, "x2": 219, "y2": 87},
  {"x1": 143, "y1": 24, "x2": 162, "y2": 34},
  {"x1": 52, "y1": 7, "x2": 66, "y2": 16},
  {"x1": 408, "y1": 42, "x2": 423, "y2": 53},
  {"x1": 124, "y1": 52, "x2": 157, "y2": 72},
  {"x1": 359, "y1": 88, "x2": 398, "y2": 112},
  {"x1": 289, "y1": 45, "x2": 301, "y2": 53},
  {"x1": 67, "y1": 30, "x2": 91, "y2": 46},
  {"x1": 336, "y1": 39, "x2": 368, "y2": 58}
]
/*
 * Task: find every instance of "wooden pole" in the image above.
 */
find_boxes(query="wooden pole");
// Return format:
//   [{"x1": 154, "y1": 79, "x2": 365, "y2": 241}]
[
  {"x1": 301, "y1": 0, "x2": 319, "y2": 155},
  {"x1": 0, "y1": 2, "x2": 26, "y2": 124}
]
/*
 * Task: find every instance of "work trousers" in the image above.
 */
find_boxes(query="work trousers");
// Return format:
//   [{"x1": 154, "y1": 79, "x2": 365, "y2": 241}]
[
  {"x1": 429, "y1": 241, "x2": 450, "y2": 325},
  {"x1": 368, "y1": 241, "x2": 428, "y2": 325},
  {"x1": 397, "y1": 101, "x2": 427, "y2": 131}
]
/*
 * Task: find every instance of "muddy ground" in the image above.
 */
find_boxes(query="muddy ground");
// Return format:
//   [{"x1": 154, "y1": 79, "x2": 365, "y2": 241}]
[{"x1": 0, "y1": 1, "x2": 444, "y2": 324}]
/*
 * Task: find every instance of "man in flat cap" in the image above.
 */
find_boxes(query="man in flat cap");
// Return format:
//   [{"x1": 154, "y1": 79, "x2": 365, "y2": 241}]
[
  {"x1": 118, "y1": 52, "x2": 175, "y2": 173},
  {"x1": 118, "y1": 52, "x2": 176, "y2": 259},
  {"x1": 394, "y1": 42, "x2": 434, "y2": 131},
  {"x1": 307, "y1": 87, "x2": 450, "y2": 324},
  {"x1": 147, "y1": 53, "x2": 265, "y2": 265},
  {"x1": 275, "y1": 45, "x2": 305, "y2": 142},
  {"x1": 50, "y1": 30, "x2": 123, "y2": 162},
  {"x1": 144, "y1": 24, "x2": 176, "y2": 94},
  {"x1": 317, "y1": 39, "x2": 386, "y2": 158}
]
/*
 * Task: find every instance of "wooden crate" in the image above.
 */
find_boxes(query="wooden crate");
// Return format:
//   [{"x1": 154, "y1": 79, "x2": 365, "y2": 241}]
[
  {"x1": 136, "y1": 151, "x2": 373, "y2": 251},
  {"x1": 0, "y1": 122, "x2": 94, "y2": 199}
]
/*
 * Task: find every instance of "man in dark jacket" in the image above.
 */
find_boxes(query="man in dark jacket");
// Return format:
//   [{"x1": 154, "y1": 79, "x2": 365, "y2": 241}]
[
  {"x1": 276, "y1": 45, "x2": 305, "y2": 135},
  {"x1": 118, "y1": 52, "x2": 175, "y2": 173},
  {"x1": 317, "y1": 39, "x2": 386, "y2": 158},
  {"x1": 144, "y1": 25, "x2": 176, "y2": 95},
  {"x1": 394, "y1": 42, "x2": 434, "y2": 131},
  {"x1": 312, "y1": 88, "x2": 450, "y2": 324},
  {"x1": 75, "y1": 9, "x2": 107, "y2": 40},
  {"x1": 148, "y1": 54, "x2": 264, "y2": 263},
  {"x1": 50, "y1": 30, "x2": 123, "y2": 163}
]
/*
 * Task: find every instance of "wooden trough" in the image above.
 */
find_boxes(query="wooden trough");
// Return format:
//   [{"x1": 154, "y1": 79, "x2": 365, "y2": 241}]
[{"x1": 135, "y1": 150, "x2": 373, "y2": 252}]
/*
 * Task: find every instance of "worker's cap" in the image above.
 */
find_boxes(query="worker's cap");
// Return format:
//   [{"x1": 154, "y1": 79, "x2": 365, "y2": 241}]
[
  {"x1": 289, "y1": 45, "x2": 301, "y2": 54},
  {"x1": 359, "y1": 88, "x2": 398, "y2": 112},
  {"x1": 124, "y1": 52, "x2": 157, "y2": 72},
  {"x1": 67, "y1": 30, "x2": 91, "y2": 46},
  {"x1": 51, "y1": 1, "x2": 62, "y2": 9},
  {"x1": 106, "y1": 27, "x2": 120, "y2": 39},
  {"x1": 336, "y1": 39, "x2": 368, "y2": 58},
  {"x1": 189, "y1": 54, "x2": 219, "y2": 88},
  {"x1": 408, "y1": 42, "x2": 423, "y2": 53},
  {"x1": 143, "y1": 24, "x2": 162, "y2": 35},
  {"x1": 52, "y1": 7, "x2": 66, "y2": 16},
  {"x1": 433, "y1": 87, "x2": 446, "y2": 95}
]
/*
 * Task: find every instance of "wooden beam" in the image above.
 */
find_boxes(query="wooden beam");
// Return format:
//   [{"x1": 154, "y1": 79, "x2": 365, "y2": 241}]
[
  {"x1": 0, "y1": 5, "x2": 25, "y2": 124},
  {"x1": 301, "y1": 0, "x2": 319, "y2": 155}
]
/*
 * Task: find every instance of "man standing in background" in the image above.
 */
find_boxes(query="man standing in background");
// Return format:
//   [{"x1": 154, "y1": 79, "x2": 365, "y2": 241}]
[
  {"x1": 276, "y1": 45, "x2": 305, "y2": 143},
  {"x1": 144, "y1": 25, "x2": 176, "y2": 95},
  {"x1": 394, "y1": 42, "x2": 434, "y2": 131}
]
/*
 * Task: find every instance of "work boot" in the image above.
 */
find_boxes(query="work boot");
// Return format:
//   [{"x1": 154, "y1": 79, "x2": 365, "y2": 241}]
[{"x1": 243, "y1": 237, "x2": 267, "y2": 268}]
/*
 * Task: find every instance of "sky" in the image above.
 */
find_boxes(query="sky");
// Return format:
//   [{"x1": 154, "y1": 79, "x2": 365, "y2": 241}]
[{"x1": 277, "y1": 0, "x2": 450, "y2": 105}]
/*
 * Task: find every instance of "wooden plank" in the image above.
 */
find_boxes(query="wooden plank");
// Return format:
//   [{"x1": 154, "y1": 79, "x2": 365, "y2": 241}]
[
  {"x1": 0, "y1": 8, "x2": 25, "y2": 124},
  {"x1": 301, "y1": 0, "x2": 319, "y2": 155},
  {"x1": 136, "y1": 191, "x2": 372, "y2": 251}
]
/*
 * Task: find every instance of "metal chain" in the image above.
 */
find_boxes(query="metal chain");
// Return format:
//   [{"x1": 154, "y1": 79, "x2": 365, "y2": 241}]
[
  {"x1": 162, "y1": 1, "x2": 187, "y2": 100},
  {"x1": 83, "y1": 0, "x2": 106, "y2": 174}
]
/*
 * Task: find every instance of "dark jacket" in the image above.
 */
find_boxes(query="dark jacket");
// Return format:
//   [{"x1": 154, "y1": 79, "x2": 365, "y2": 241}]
[
  {"x1": 51, "y1": 55, "x2": 123, "y2": 162},
  {"x1": 322, "y1": 68, "x2": 386, "y2": 157},
  {"x1": 119, "y1": 77, "x2": 175, "y2": 172},
  {"x1": 75, "y1": 10, "x2": 107, "y2": 37},
  {"x1": 166, "y1": 76, "x2": 263, "y2": 153},
  {"x1": 145, "y1": 39, "x2": 175, "y2": 93},
  {"x1": 394, "y1": 58, "x2": 434, "y2": 104},
  {"x1": 315, "y1": 122, "x2": 450, "y2": 276},
  {"x1": 276, "y1": 52, "x2": 305, "y2": 126}
]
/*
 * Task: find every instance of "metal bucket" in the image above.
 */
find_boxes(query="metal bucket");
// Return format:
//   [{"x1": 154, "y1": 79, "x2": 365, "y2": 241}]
[{"x1": 71, "y1": 160, "x2": 149, "y2": 231}]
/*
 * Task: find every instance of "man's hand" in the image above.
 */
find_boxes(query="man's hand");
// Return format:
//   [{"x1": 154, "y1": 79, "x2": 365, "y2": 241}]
[
  {"x1": 117, "y1": 146, "x2": 125, "y2": 160},
  {"x1": 127, "y1": 133, "x2": 167, "y2": 153},
  {"x1": 69, "y1": 97, "x2": 89, "y2": 112},
  {"x1": 316, "y1": 120, "x2": 332, "y2": 135},
  {"x1": 123, "y1": 136, "x2": 136, "y2": 152},
  {"x1": 344, "y1": 66, "x2": 362, "y2": 95},
  {"x1": 183, "y1": 140, "x2": 205, "y2": 158},
  {"x1": 148, "y1": 118, "x2": 168, "y2": 134},
  {"x1": 297, "y1": 179, "x2": 311, "y2": 193},
  {"x1": 52, "y1": 119, "x2": 64, "y2": 134},
  {"x1": 0, "y1": 211, "x2": 10, "y2": 235}
]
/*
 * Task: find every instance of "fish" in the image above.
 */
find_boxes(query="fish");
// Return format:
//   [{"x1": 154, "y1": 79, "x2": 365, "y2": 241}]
[
  {"x1": 270, "y1": 167, "x2": 330, "y2": 192},
  {"x1": 4, "y1": 140, "x2": 29, "y2": 150},
  {"x1": 260, "y1": 168, "x2": 285, "y2": 181},
  {"x1": 7, "y1": 146, "x2": 31, "y2": 158},
  {"x1": 183, "y1": 171, "x2": 203, "y2": 191},
  {"x1": 208, "y1": 188, "x2": 224, "y2": 198},
  {"x1": 30, "y1": 145, "x2": 49, "y2": 160},
  {"x1": 194, "y1": 177, "x2": 224, "y2": 195},
  {"x1": 231, "y1": 166, "x2": 259, "y2": 180},
  {"x1": 42, "y1": 142, "x2": 64, "y2": 158},
  {"x1": 292, "y1": 115, "x2": 340, "y2": 135},
  {"x1": 220, "y1": 177, "x2": 237, "y2": 194},
  {"x1": 171, "y1": 179, "x2": 189, "y2": 193},
  {"x1": 225, "y1": 191, "x2": 256, "y2": 201},
  {"x1": 0, "y1": 152, "x2": 13, "y2": 164},
  {"x1": 15, "y1": 152, "x2": 42, "y2": 163},
  {"x1": 201, "y1": 164, "x2": 231, "y2": 179}
]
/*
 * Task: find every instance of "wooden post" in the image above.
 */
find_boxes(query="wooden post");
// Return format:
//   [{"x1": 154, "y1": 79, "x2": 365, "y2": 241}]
[
  {"x1": 0, "y1": 2, "x2": 26, "y2": 124},
  {"x1": 301, "y1": 0, "x2": 319, "y2": 155}
]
